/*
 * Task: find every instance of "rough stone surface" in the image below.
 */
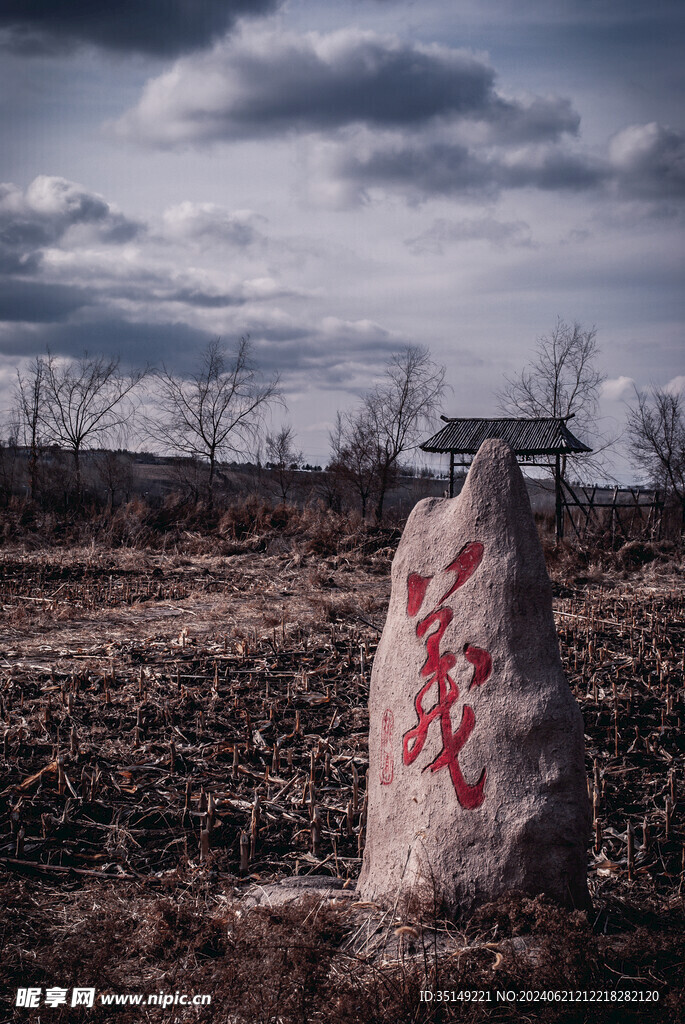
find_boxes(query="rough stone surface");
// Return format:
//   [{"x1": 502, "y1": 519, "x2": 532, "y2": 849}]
[
  {"x1": 243, "y1": 876, "x2": 356, "y2": 909},
  {"x1": 358, "y1": 439, "x2": 590, "y2": 917}
]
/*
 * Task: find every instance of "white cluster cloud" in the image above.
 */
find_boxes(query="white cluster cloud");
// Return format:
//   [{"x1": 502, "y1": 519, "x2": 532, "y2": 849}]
[
  {"x1": 0, "y1": 174, "x2": 402, "y2": 391},
  {"x1": 320, "y1": 316, "x2": 394, "y2": 343},
  {"x1": 665, "y1": 375, "x2": 685, "y2": 395},
  {"x1": 162, "y1": 202, "x2": 267, "y2": 247},
  {"x1": 601, "y1": 376, "x2": 635, "y2": 402},
  {"x1": 0, "y1": 177, "x2": 276, "y2": 351},
  {"x1": 0, "y1": 175, "x2": 141, "y2": 277},
  {"x1": 0, "y1": 176, "x2": 141, "y2": 242}
]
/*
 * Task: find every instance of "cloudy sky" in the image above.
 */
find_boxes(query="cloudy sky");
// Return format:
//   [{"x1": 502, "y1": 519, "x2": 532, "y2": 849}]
[{"x1": 0, "y1": 0, "x2": 683, "y2": 479}]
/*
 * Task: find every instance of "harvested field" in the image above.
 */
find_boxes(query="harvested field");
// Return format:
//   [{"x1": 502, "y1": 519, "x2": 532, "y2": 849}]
[{"x1": 0, "y1": 543, "x2": 683, "y2": 1022}]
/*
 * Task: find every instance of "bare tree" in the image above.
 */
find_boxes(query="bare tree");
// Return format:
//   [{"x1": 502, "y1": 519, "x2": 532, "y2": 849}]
[
  {"x1": 15, "y1": 356, "x2": 46, "y2": 501},
  {"x1": 498, "y1": 318, "x2": 606, "y2": 479},
  {"x1": 0, "y1": 421, "x2": 20, "y2": 505},
  {"x1": 94, "y1": 449, "x2": 135, "y2": 510},
  {"x1": 366, "y1": 345, "x2": 447, "y2": 521},
  {"x1": 626, "y1": 384, "x2": 685, "y2": 527},
  {"x1": 150, "y1": 336, "x2": 280, "y2": 505},
  {"x1": 42, "y1": 352, "x2": 146, "y2": 501},
  {"x1": 328, "y1": 408, "x2": 378, "y2": 518},
  {"x1": 328, "y1": 346, "x2": 446, "y2": 521},
  {"x1": 265, "y1": 424, "x2": 303, "y2": 504}
]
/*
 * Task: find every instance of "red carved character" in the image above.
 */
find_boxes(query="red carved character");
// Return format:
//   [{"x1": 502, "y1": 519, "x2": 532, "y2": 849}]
[
  {"x1": 406, "y1": 573, "x2": 431, "y2": 617},
  {"x1": 402, "y1": 542, "x2": 492, "y2": 809},
  {"x1": 380, "y1": 708, "x2": 394, "y2": 785}
]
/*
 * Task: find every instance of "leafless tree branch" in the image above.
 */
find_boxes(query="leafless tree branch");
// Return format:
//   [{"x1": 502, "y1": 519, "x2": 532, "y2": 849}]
[
  {"x1": 626, "y1": 384, "x2": 685, "y2": 520},
  {"x1": 15, "y1": 357, "x2": 47, "y2": 500},
  {"x1": 147, "y1": 336, "x2": 281, "y2": 504},
  {"x1": 330, "y1": 345, "x2": 447, "y2": 520},
  {"x1": 265, "y1": 424, "x2": 303, "y2": 504},
  {"x1": 41, "y1": 351, "x2": 146, "y2": 500},
  {"x1": 497, "y1": 318, "x2": 610, "y2": 481}
]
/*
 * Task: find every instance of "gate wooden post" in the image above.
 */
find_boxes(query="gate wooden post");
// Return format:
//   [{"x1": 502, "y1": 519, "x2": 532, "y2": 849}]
[{"x1": 555, "y1": 455, "x2": 563, "y2": 542}]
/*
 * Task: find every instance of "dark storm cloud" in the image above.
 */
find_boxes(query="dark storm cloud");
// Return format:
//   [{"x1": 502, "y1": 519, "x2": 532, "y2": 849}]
[
  {"x1": 0, "y1": 0, "x2": 281, "y2": 57},
  {"x1": 342, "y1": 140, "x2": 494, "y2": 200},
  {"x1": 488, "y1": 95, "x2": 580, "y2": 144},
  {"x1": 249, "y1": 321, "x2": 399, "y2": 390},
  {"x1": 0, "y1": 318, "x2": 215, "y2": 369},
  {"x1": 169, "y1": 287, "x2": 246, "y2": 308},
  {"x1": 500, "y1": 148, "x2": 607, "y2": 191},
  {"x1": 214, "y1": 36, "x2": 494, "y2": 131},
  {"x1": 0, "y1": 312, "x2": 403, "y2": 394},
  {"x1": 99, "y1": 216, "x2": 142, "y2": 244},
  {"x1": 325, "y1": 120, "x2": 685, "y2": 205},
  {"x1": 193, "y1": 315, "x2": 403, "y2": 389},
  {"x1": 0, "y1": 249, "x2": 42, "y2": 275},
  {"x1": 335, "y1": 138, "x2": 607, "y2": 202},
  {"x1": 112, "y1": 24, "x2": 685, "y2": 211},
  {"x1": 0, "y1": 176, "x2": 310, "y2": 380},
  {"x1": 0, "y1": 279, "x2": 92, "y2": 321},
  {"x1": 609, "y1": 123, "x2": 685, "y2": 200},
  {"x1": 114, "y1": 29, "x2": 580, "y2": 146}
]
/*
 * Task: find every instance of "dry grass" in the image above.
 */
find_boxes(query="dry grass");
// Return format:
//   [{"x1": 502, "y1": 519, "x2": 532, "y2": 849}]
[
  {"x1": 1, "y1": 876, "x2": 683, "y2": 1023},
  {"x1": 0, "y1": 496, "x2": 399, "y2": 562}
]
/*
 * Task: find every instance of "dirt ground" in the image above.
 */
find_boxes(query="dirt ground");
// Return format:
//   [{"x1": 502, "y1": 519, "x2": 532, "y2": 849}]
[{"x1": 0, "y1": 543, "x2": 683, "y2": 1023}]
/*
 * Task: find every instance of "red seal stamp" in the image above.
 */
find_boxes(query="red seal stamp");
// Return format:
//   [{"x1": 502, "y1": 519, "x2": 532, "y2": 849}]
[{"x1": 380, "y1": 708, "x2": 394, "y2": 785}]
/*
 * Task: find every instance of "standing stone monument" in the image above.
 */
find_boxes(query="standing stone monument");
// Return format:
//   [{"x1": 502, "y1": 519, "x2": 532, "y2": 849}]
[{"x1": 359, "y1": 438, "x2": 590, "y2": 916}]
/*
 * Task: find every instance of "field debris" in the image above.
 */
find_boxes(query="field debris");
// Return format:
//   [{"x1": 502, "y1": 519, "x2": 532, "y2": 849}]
[{"x1": 0, "y1": 544, "x2": 683, "y2": 1021}]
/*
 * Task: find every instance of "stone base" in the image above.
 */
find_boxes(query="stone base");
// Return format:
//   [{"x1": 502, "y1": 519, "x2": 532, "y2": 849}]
[{"x1": 244, "y1": 875, "x2": 357, "y2": 908}]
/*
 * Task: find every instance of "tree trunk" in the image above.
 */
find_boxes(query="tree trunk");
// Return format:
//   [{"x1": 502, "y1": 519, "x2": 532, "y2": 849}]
[
  {"x1": 279, "y1": 468, "x2": 288, "y2": 504},
  {"x1": 28, "y1": 445, "x2": 38, "y2": 502},
  {"x1": 208, "y1": 454, "x2": 215, "y2": 507},
  {"x1": 73, "y1": 446, "x2": 82, "y2": 504},
  {"x1": 374, "y1": 462, "x2": 390, "y2": 523}
]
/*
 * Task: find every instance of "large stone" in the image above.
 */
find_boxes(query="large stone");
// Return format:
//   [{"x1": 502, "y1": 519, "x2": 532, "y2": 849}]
[{"x1": 359, "y1": 439, "x2": 590, "y2": 917}]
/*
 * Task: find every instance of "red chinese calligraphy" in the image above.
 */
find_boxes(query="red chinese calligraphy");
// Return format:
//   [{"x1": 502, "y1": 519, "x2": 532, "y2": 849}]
[
  {"x1": 406, "y1": 573, "x2": 431, "y2": 617},
  {"x1": 402, "y1": 541, "x2": 492, "y2": 809},
  {"x1": 380, "y1": 708, "x2": 394, "y2": 785}
]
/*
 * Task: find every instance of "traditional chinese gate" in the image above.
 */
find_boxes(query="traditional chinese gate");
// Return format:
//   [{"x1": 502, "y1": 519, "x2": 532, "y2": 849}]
[{"x1": 420, "y1": 415, "x2": 592, "y2": 542}]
